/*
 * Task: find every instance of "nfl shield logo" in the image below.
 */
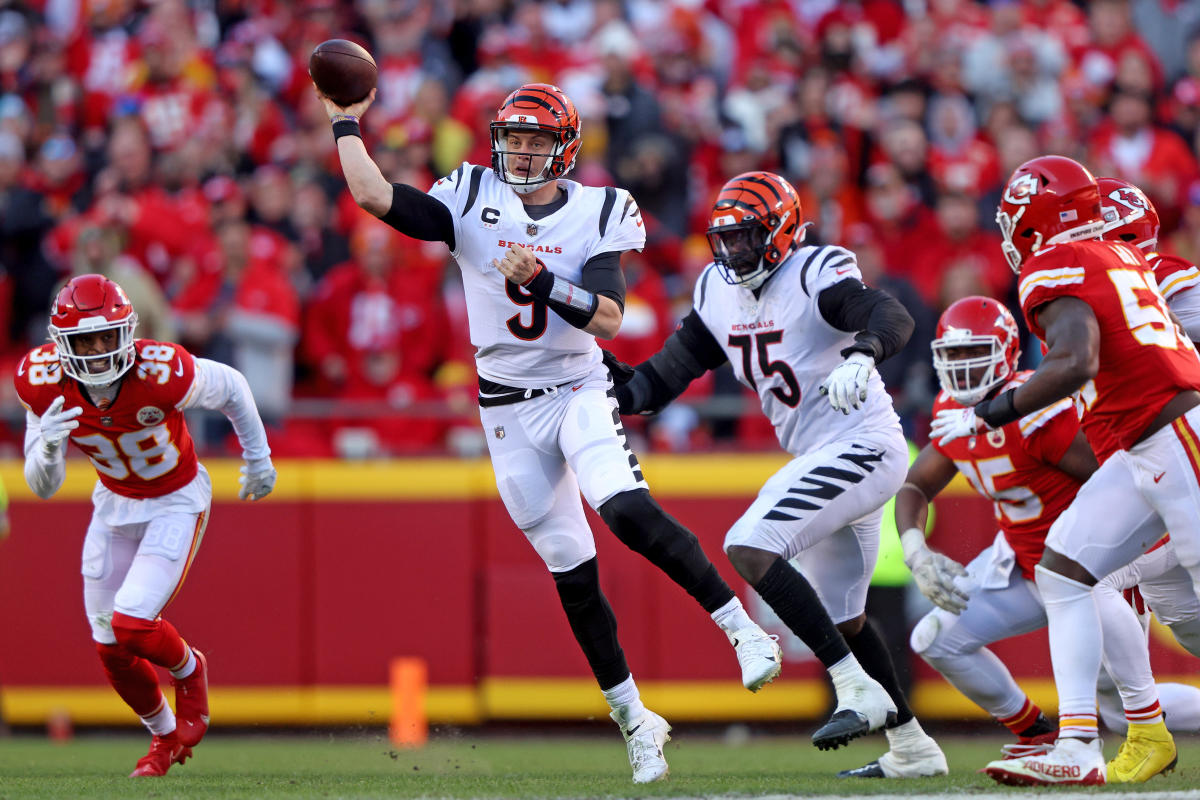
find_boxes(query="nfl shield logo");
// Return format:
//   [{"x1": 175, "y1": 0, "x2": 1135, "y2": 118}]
[
  {"x1": 526, "y1": 223, "x2": 539, "y2": 237},
  {"x1": 100, "y1": 416, "x2": 113, "y2": 427},
  {"x1": 494, "y1": 426, "x2": 506, "y2": 440}
]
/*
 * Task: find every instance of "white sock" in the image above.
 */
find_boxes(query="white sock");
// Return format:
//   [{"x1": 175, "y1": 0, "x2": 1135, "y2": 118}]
[
  {"x1": 711, "y1": 596, "x2": 756, "y2": 637},
  {"x1": 1036, "y1": 565, "x2": 1101, "y2": 739},
  {"x1": 169, "y1": 647, "x2": 196, "y2": 680},
  {"x1": 604, "y1": 674, "x2": 646, "y2": 727},
  {"x1": 1095, "y1": 581, "x2": 1161, "y2": 723},
  {"x1": 884, "y1": 717, "x2": 928, "y2": 748},
  {"x1": 827, "y1": 652, "x2": 868, "y2": 694},
  {"x1": 141, "y1": 698, "x2": 176, "y2": 737}
]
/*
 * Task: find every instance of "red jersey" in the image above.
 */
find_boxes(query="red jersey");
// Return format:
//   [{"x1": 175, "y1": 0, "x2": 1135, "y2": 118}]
[
  {"x1": 1150, "y1": 252, "x2": 1200, "y2": 302},
  {"x1": 933, "y1": 373, "x2": 1082, "y2": 578},
  {"x1": 14, "y1": 340, "x2": 200, "y2": 499},
  {"x1": 1018, "y1": 239, "x2": 1200, "y2": 462}
]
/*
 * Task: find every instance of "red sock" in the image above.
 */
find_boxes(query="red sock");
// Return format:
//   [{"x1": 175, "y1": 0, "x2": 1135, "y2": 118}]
[
  {"x1": 997, "y1": 698, "x2": 1043, "y2": 736},
  {"x1": 95, "y1": 642, "x2": 164, "y2": 718},
  {"x1": 111, "y1": 612, "x2": 188, "y2": 671}
]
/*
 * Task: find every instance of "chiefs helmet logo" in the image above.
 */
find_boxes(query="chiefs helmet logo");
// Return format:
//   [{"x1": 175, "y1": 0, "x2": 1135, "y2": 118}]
[{"x1": 1003, "y1": 173, "x2": 1040, "y2": 206}]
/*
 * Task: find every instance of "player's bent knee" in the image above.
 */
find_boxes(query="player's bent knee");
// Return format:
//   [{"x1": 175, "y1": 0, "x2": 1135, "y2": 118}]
[
  {"x1": 598, "y1": 489, "x2": 693, "y2": 550},
  {"x1": 1169, "y1": 618, "x2": 1200, "y2": 658},
  {"x1": 89, "y1": 610, "x2": 118, "y2": 645},
  {"x1": 910, "y1": 611, "x2": 943, "y2": 655}
]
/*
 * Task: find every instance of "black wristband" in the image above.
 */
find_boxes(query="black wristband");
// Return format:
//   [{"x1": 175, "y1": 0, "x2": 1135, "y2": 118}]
[
  {"x1": 522, "y1": 264, "x2": 555, "y2": 300},
  {"x1": 521, "y1": 263, "x2": 598, "y2": 329},
  {"x1": 332, "y1": 117, "x2": 361, "y2": 140},
  {"x1": 975, "y1": 387, "x2": 1021, "y2": 428}
]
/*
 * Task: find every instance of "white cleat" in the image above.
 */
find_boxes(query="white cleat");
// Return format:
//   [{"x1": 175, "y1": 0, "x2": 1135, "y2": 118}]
[
  {"x1": 837, "y1": 719, "x2": 949, "y2": 778},
  {"x1": 730, "y1": 627, "x2": 782, "y2": 692},
  {"x1": 813, "y1": 676, "x2": 897, "y2": 751},
  {"x1": 983, "y1": 737, "x2": 1106, "y2": 786},
  {"x1": 612, "y1": 709, "x2": 671, "y2": 784}
]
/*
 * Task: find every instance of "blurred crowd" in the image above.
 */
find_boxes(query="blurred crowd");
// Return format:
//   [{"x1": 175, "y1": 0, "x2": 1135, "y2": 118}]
[{"x1": 1, "y1": 0, "x2": 1199, "y2": 457}]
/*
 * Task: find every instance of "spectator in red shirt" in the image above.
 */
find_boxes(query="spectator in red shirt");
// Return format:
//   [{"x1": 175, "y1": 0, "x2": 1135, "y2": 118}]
[{"x1": 914, "y1": 188, "x2": 1009, "y2": 311}]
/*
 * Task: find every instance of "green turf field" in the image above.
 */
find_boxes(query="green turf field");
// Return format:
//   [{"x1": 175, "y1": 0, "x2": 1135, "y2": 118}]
[{"x1": 1, "y1": 729, "x2": 1197, "y2": 799}]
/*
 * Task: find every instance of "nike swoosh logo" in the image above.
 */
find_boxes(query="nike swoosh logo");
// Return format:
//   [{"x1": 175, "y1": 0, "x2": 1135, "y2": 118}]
[
  {"x1": 16, "y1": 362, "x2": 24, "y2": 376},
  {"x1": 836, "y1": 268, "x2": 853, "y2": 276},
  {"x1": 175, "y1": 360, "x2": 184, "y2": 377},
  {"x1": 1154, "y1": 472, "x2": 1166, "y2": 483},
  {"x1": 572, "y1": 385, "x2": 582, "y2": 392},
  {"x1": 626, "y1": 724, "x2": 641, "y2": 735}
]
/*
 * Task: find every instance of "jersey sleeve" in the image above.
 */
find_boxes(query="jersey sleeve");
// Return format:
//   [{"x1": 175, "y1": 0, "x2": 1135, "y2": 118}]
[
  {"x1": 596, "y1": 188, "x2": 646, "y2": 255},
  {"x1": 798, "y1": 245, "x2": 861, "y2": 297},
  {"x1": 427, "y1": 162, "x2": 481, "y2": 257},
  {"x1": 1016, "y1": 247, "x2": 1086, "y2": 332},
  {"x1": 132, "y1": 340, "x2": 197, "y2": 408},
  {"x1": 1017, "y1": 397, "x2": 1079, "y2": 466},
  {"x1": 1154, "y1": 254, "x2": 1200, "y2": 301},
  {"x1": 13, "y1": 345, "x2": 63, "y2": 416}
]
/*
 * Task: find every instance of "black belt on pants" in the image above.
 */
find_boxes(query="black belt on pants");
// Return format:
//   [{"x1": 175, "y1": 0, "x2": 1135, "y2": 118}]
[{"x1": 477, "y1": 377, "x2": 576, "y2": 408}]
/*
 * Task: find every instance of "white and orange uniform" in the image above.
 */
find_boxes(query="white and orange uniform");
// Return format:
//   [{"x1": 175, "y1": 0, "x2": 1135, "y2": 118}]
[{"x1": 15, "y1": 340, "x2": 269, "y2": 643}]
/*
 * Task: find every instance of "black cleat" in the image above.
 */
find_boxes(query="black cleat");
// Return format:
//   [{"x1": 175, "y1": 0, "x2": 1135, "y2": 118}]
[
  {"x1": 837, "y1": 760, "x2": 885, "y2": 778},
  {"x1": 812, "y1": 710, "x2": 871, "y2": 751}
]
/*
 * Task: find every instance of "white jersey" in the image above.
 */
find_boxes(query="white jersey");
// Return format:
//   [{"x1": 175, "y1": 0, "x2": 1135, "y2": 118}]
[
  {"x1": 429, "y1": 163, "x2": 646, "y2": 387},
  {"x1": 692, "y1": 243, "x2": 902, "y2": 457}
]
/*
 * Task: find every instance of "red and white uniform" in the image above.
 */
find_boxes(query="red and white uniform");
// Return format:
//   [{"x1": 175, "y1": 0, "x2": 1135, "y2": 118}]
[
  {"x1": 932, "y1": 373, "x2": 1080, "y2": 580},
  {"x1": 17, "y1": 340, "x2": 199, "y2": 500},
  {"x1": 1153, "y1": 252, "x2": 1200, "y2": 342},
  {"x1": 16, "y1": 341, "x2": 269, "y2": 639},
  {"x1": 1019, "y1": 239, "x2": 1200, "y2": 463},
  {"x1": 1018, "y1": 238, "x2": 1200, "y2": 582}
]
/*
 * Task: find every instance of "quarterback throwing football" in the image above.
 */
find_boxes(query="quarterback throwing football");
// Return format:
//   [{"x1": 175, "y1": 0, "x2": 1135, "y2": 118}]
[
  {"x1": 320, "y1": 83, "x2": 780, "y2": 783},
  {"x1": 15, "y1": 274, "x2": 276, "y2": 777}
]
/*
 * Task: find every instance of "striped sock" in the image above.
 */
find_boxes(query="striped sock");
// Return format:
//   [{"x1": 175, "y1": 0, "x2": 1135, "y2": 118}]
[
  {"x1": 1125, "y1": 699, "x2": 1164, "y2": 727},
  {"x1": 998, "y1": 698, "x2": 1044, "y2": 736},
  {"x1": 1059, "y1": 713, "x2": 1099, "y2": 740}
]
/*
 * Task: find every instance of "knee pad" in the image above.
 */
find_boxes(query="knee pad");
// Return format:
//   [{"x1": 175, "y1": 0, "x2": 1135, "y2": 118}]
[{"x1": 526, "y1": 515, "x2": 595, "y2": 572}]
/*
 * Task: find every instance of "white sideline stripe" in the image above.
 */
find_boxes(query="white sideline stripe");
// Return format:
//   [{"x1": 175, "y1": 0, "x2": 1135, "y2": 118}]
[{"x1": 649, "y1": 793, "x2": 1200, "y2": 800}]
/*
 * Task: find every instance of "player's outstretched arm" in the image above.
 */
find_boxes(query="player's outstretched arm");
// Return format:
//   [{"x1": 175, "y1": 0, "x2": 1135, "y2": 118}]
[
  {"x1": 604, "y1": 310, "x2": 727, "y2": 416},
  {"x1": 183, "y1": 359, "x2": 276, "y2": 501},
  {"x1": 316, "y1": 87, "x2": 391, "y2": 216},
  {"x1": 896, "y1": 446, "x2": 968, "y2": 613},
  {"x1": 22, "y1": 397, "x2": 79, "y2": 499}
]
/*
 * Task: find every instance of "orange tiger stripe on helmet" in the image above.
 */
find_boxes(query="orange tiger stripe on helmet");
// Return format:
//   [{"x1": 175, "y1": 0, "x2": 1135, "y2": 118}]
[
  {"x1": 707, "y1": 171, "x2": 805, "y2": 290},
  {"x1": 490, "y1": 83, "x2": 582, "y2": 190}
]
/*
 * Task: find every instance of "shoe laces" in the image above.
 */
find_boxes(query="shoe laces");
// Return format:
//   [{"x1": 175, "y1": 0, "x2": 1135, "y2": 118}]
[{"x1": 735, "y1": 631, "x2": 779, "y2": 657}]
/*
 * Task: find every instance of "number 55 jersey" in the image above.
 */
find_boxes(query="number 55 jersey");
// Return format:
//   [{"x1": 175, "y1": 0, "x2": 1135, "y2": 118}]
[
  {"x1": 16, "y1": 339, "x2": 200, "y2": 499},
  {"x1": 1017, "y1": 239, "x2": 1200, "y2": 461},
  {"x1": 691, "y1": 244, "x2": 902, "y2": 457}
]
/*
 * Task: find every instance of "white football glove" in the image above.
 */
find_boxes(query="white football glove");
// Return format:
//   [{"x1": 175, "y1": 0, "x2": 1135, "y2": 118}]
[
  {"x1": 239, "y1": 457, "x2": 277, "y2": 501},
  {"x1": 901, "y1": 527, "x2": 969, "y2": 614},
  {"x1": 930, "y1": 406, "x2": 991, "y2": 445},
  {"x1": 819, "y1": 352, "x2": 874, "y2": 414},
  {"x1": 39, "y1": 396, "x2": 82, "y2": 456}
]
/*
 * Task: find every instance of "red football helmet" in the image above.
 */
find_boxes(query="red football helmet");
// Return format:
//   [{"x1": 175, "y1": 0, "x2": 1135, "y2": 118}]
[
  {"x1": 996, "y1": 155, "x2": 1105, "y2": 273},
  {"x1": 490, "y1": 83, "x2": 581, "y2": 193},
  {"x1": 48, "y1": 273, "x2": 138, "y2": 386},
  {"x1": 1098, "y1": 176, "x2": 1160, "y2": 252},
  {"x1": 706, "y1": 171, "x2": 806, "y2": 291},
  {"x1": 932, "y1": 295, "x2": 1021, "y2": 406}
]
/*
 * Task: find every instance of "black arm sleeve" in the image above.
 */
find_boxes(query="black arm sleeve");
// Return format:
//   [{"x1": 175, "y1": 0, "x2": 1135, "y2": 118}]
[
  {"x1": 623, "y1": 311, "x2": 727, "y2": 414},
  {"x1": 817, "y1": 278, "x2": 915, "y2": 363},
  {"x1": 380, "y1": 183, "x2": 455, "y2": 249},
  {"x1": 581, "y1": 251, "x2": 626, "y2": 311}
]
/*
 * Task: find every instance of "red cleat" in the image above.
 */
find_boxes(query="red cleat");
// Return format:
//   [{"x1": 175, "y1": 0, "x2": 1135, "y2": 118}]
[
  {"x1": 129, "y1": 732, "x2": 192, "y2": 777},
  {"x1": 173, "y1": 648, "x2": 209, "y2": 747}
]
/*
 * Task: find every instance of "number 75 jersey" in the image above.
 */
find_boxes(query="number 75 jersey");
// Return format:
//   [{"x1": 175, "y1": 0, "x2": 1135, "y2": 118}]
[
  {"x1": 1018, "y1": 239, "x2": 1200, "y2": 461},
  {"x1": 692, "y1": 244, "x2": 901, "y2": 457},
  {"x1": 15, "y1": 339, "x2": 200, "y2": 498}
]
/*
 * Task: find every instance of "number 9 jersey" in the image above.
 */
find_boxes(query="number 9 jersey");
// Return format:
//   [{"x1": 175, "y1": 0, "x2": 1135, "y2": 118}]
[{"x1": 15, "y1": 339, "x2": 199, "y2": 499}]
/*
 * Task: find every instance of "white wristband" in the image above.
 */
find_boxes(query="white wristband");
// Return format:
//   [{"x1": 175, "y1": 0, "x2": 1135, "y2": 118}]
[{"x1": 900, "y1": 527, "x2": 928, "y2": 564}]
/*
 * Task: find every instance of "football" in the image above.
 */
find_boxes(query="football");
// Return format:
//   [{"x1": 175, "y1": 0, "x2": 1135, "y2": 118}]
[{"x1": 309, "y1": 39, "x2": 377, "y2": 108}]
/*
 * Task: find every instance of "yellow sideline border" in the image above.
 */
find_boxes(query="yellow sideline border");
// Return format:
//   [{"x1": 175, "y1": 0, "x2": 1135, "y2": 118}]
[
  {"x1": 0, "y1": 456, "x2": 977, "y2": 502},
  {"x1": 6, "y1": 677, "x2": 1199, "y2": 726}
]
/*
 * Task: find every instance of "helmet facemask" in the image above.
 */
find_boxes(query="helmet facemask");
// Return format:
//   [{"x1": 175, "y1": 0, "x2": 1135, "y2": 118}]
[
  {"x1": 932, "y1": 332, "x2": 1012, "y2": 406},
  {"x1": 490, "y1": 122, "x2": 577, "y2": 195},
  {"x1": 997, "y1": 205, "x2": 1039, "y2": 274},
  {"x1": 50, "y1": 313, "x2": 138, "y2": 387}
]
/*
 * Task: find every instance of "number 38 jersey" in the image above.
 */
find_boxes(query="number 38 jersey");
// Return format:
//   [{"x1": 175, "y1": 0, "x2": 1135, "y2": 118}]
[
  {"x1": 932, "y1": 373, "x2": 1081, "y2": 579},
  {"x1": 692, "y1": 244, "x2": 901, "y2": 457},
  {"x1": 1018, "y1": 240, "x2": 1200, "y2": 461},
  {"x1": 428, "y1": 163, "x2": 645, "y2": 387},
  {"x1": 15, "y1": 339, "x2": 199, "y2": 499}
]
